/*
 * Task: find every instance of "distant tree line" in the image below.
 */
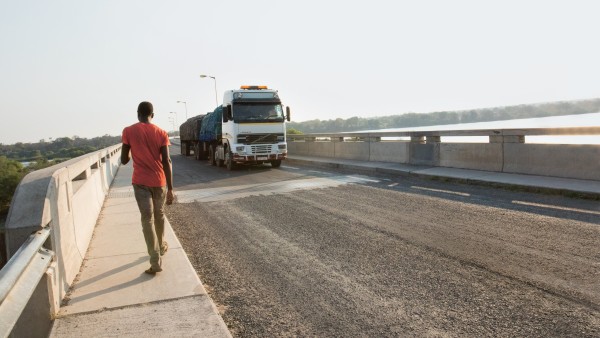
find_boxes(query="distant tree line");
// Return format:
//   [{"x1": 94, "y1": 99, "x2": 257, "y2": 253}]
[
  {"x1": 0, "y1": 134, "x2": 121, "y2": 216},
  {"x1": 288, "y1": 98, "x2": 600, "y2": 133},
  {"x1": 0, "y1": 134, "x2": 121, "y2": 161}
]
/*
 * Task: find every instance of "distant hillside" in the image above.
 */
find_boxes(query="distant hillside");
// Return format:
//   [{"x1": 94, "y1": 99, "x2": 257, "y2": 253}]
[{"x1": 288, "y1": 98, "x2": 600, "y2": 134}]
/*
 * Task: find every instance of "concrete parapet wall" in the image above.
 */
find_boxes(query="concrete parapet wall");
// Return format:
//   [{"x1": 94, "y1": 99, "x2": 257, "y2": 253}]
[
  {"x1": 409, "y1": 143, "x2": 440, "y2": 166},
  {"x1": 335, "y1": 142, "x2": 370, "y2": 161},
  {"x1": 288, "y1": 127, "x2": 600, "y2": 181},
  {"x1": 289, "y1": 141, "x2": 310, "y2": 156},
  {"x1": 503, "y1": 144, "x2": 600, "y2": 181},
  {"x1": 309, "y1": 142, "x2": 335, "y2": 158},
  {"x1": 3, "y1": 144, "x2": 122, "y2": 324},
  {"x1": 369, "y1": 142, "x2": 409, "y2": 163},
  {"x1": 439, "y1": 143, "x2": 503, "y2": 172}
]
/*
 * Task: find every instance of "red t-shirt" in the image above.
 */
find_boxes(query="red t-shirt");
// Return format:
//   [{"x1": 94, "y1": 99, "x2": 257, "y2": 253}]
[{"x1": 122, "y1": 122, "x2": 170, "y2": 187}]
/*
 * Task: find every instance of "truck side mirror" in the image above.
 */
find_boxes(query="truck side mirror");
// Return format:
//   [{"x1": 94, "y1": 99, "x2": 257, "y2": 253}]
[
  {"x1": 286, "y1": 106, "x2": 291, "y2": 122},
  {"x1": 227, "y1": 105, "x2": 233, "y2": 120},
  {"x1": 223, "y1": 105, "x2": 230, "y2": 123}
]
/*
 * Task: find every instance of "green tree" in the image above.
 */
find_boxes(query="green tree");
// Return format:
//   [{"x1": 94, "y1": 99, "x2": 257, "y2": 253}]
[
  {"x1": 287, "y1": 128, "x2": 303, "y2": 135},
  {"x1": 0, "y1": 156, "x2": 25, "y2": 214}
]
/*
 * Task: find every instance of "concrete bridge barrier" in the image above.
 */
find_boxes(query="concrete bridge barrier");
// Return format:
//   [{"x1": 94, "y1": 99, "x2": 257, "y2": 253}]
[
  {"x1": 288, "y1": 127, "x2": 600, "y2": 181},
  {"x1": 1, "y1": 144, "x2": 121, "y2": 337}
]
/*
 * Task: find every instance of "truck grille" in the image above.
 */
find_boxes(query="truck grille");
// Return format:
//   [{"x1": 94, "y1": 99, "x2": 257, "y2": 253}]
[
  {"x1": 250, "y1": 145, "x2": 272, "y2": 154},
  {"x1": 238, "y1": 133, "x2": 282, "y2": 144}
]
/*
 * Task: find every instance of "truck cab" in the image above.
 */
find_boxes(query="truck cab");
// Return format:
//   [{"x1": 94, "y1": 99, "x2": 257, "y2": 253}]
[{"x1": 216, "y1": 86, "x2": 290, "y2": 170}]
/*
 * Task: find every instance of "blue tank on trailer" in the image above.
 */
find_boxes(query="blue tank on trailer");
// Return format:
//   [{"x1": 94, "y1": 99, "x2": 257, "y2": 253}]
[{"x1": 199, "y1": 105, "x2": 223, "y2": 142}]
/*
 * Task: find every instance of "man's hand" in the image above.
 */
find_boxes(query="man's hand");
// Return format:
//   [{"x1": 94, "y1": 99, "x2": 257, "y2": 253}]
[{"x1": 166, "y1": 189, "x2": 175, "y2": 205}]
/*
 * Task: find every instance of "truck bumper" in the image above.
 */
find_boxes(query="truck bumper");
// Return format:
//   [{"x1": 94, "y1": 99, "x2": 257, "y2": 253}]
[{"x1": 232, "y1": 153, "x2": 287, "y2": 163}]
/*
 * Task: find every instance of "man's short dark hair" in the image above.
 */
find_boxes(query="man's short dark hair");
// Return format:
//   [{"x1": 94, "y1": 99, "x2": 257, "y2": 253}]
[{"x1": 137, "y1": 101, "x2": 153, "y2": 117}]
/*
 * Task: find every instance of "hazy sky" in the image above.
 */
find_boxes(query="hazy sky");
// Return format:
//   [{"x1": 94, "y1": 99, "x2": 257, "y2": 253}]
[{"x1": 1, "y1": 0, "x2": 599, "y2": 144}]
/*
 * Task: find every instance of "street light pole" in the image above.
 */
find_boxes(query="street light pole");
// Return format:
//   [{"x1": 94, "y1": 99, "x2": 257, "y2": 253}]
[
  {"x1": 168, "y1": 117, "x2": 175, "y2": 134},
  {"x1": 177, "y1": 100, "x2": 188, "y2": 119},
  {"x1": 200, "y1": 74, "x2": 218, "y2": 106}
]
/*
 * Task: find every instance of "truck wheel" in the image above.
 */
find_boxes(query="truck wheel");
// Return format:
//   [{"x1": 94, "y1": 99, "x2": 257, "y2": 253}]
[
  {"x1": 194, "y1": 144, "x2": 201, "y2": 160},
  {"x1": 185, "y1": 142, "x2": 191, "y2": 156},
  {"x1": 209, "y1": 146, "x2": 216, "y2": 166},
  {"x1": 271, "y1": 160, "x2": 282, "y2": 168},
  {"x1": 226, "y1": 151, "x2": 236, "y2": 171},
  {"x1": 199, "y1": 146, "x2": 208, "y2": 160}
]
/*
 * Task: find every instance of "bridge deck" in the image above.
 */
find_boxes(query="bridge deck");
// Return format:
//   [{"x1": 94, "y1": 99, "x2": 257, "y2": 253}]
[{"x1": 49, "y1": 164, "x2": 231, "y2": 337}]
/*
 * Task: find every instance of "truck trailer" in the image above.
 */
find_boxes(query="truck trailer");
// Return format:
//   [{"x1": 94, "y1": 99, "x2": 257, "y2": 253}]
[
  {"x1": 179, "y1": 114, "x2": 208, "y2": 160},
  {"x1": 179, "y1": 85, "x2": 290, "y2": 170}
]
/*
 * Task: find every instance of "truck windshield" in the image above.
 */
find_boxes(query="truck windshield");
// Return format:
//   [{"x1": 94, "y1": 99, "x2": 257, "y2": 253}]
[{"x1": 233, "y1": 103, "x2": 284, "y2": 123}]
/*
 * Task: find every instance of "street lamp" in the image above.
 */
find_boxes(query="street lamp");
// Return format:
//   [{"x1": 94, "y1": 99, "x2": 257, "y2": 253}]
[
  {"x1": 200, "y1": 74, "x2": 218, "y2": 106},
  {"x1": 168, "y1": 117, "x2": 175, "y2": 133},
  {"x1": 177, "y1": 100, "x2": 188, "y2": 119}
]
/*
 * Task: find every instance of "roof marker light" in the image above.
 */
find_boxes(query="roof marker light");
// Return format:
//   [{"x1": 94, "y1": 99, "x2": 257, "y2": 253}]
[{"x1": 240, "y1": 85, "x2": 268, "y2": 90}]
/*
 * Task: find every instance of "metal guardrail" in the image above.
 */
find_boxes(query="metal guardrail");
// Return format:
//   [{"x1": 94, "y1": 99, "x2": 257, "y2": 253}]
[
  {"x1": 287, "y1": 126, "x2": 600, "y2": 139},
  {"x1": 0, "y1": 227, "x2": 53, "y2": 337}
]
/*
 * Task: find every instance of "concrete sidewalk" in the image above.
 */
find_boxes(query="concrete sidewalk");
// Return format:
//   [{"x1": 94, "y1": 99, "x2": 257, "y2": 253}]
[
  {"x1": 287, "y1": 155, "x2": 600, "y2": 197},
  {"x1": 50, "y1": 165, "x2": 231, "y2": 338}
]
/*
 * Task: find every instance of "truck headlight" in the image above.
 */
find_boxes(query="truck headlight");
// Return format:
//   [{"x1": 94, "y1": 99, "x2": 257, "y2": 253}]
[
  {"x1": 236, "y1": 146, "x2": 245, "y2": 152},
  {"x1": 278, "y1": 144, "x2": 286, "y2": 150}
]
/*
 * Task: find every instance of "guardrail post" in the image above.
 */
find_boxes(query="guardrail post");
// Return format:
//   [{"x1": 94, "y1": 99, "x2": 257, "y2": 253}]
[
  {"x1": 427, "y1": 136, "x2": 441, "y2": 143},
  {"x1": 490, "y1": 135, "x2": 525, "y2": 143},
  {"x1": 410, "y1": 136, "x2": 426, "y2": 144}
]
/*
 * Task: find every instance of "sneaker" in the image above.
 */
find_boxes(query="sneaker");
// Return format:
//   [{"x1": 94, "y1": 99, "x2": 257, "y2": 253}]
[
  {"x1": 145, "y1": 266, "x2": 163, "y2": 275},
  {"x1": 160, "y1": 241, "x2": 169, "y2": 256}
]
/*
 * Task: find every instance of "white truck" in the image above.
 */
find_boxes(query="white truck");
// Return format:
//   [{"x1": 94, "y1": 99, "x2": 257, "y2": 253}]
[{"x1": 180, "y1": 85, "x2": 290, "y2": 170}]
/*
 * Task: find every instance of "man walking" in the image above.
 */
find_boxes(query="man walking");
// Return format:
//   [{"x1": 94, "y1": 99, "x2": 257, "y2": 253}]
[{"x1": 121, "y1": 101, "x2": 174, "y2": 275}]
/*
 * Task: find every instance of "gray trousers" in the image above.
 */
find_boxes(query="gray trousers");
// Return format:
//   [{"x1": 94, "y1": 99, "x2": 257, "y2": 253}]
[{"x1": 133, "y1": 184, "x2": 166, "y2": 270}]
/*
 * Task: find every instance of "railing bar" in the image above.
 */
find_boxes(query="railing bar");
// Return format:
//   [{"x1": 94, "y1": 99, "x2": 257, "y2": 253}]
[
  {"x1": 0, "y1": 249, "x2": 53, "y2": 338},
  {"x1": 0, "y1": 227, "x2": 51, "y2": 303},
  {"x1": 290, "y1": 126, "x2": 600, "y2": 139}
]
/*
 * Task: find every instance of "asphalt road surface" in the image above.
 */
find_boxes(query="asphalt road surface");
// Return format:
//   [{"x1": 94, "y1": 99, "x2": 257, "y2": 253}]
[{"x1": 165, "y1": 145, "x2": 599, "y2": 337}]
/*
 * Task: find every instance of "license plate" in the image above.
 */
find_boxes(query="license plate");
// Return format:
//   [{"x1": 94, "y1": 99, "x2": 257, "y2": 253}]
[{"x1": 257, "y1": 156, "x2": 268, "y2": 160}]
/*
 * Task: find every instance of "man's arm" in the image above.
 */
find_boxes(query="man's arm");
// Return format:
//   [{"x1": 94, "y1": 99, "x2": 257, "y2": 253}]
[
  {"x1": 161, "y1": 145, "x2": 174, "y2": 204},
  {"x1": 121, "y1": 143, "x2": 131, "y2": 165}
]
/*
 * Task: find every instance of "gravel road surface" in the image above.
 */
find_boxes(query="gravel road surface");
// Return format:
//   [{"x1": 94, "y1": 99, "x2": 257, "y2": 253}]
[{"x1": 166, "y1": 150, "x2": 599, "y2": 337}]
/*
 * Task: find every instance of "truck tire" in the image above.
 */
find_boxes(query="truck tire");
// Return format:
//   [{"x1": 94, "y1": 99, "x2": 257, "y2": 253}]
[
  {"x1": 209, "y1": 146, "x2": 216, "y2": 166},
  {"x1": 199, "y1": 146, "x2": 208, "y2": 160},
  {"x1": 194, "y1": 144, "x2": 201, "y2": 160},
  {"x1": 226, "y1": 151, "x2": 236, "y2": 171},
  {"x1": 185, "y1": 142, "x2": 191, "y2": 156},
  {"x1": 215, "y1": 145, "x2": 225, "y2": 167},
  {"x1": 180, "y1": 142, "x2": 186, "y2": 156},
  {"x1": 271, "y1": 160, "x2": 282, "y2": 168}
]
